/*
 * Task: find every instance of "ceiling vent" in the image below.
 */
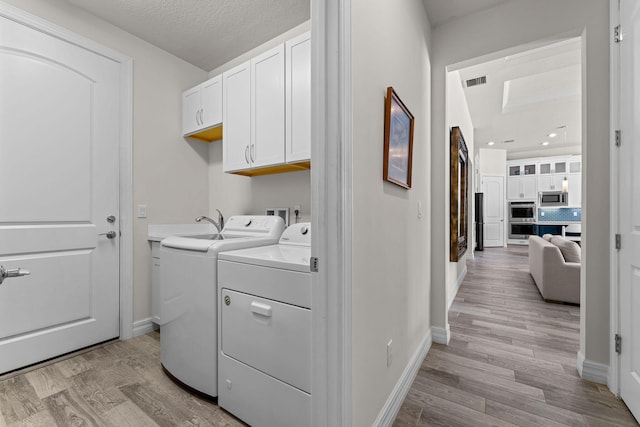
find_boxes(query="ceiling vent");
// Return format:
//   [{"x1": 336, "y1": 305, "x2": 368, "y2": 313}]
[
  {"x1": 503, "y1": 139, "x2": 515, "y2": 144},
  {"x1": 466, "y1": 76, "x2": 487, "y2": 87}
]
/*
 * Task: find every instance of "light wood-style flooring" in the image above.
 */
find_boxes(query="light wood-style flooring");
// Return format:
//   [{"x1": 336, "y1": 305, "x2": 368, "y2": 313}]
[
  {"x1": 0, "y1": 331, "x2": 244, "y2": 426},
  {"x1": 394, "y1": 245, "x2": 638, "y2": 426},
  {"x1": 1, "y1": 246, "x2": 637, "y2": 426}
]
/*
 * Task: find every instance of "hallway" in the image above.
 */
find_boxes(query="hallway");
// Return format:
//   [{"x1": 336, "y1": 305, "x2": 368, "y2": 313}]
[{"x1": 394, "y1": 246, "x2": 637, "y2": 426}]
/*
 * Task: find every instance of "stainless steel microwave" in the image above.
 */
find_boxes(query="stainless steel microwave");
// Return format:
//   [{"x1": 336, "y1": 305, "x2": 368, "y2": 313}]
[{"x1": 539, "y1": 191, "x2": 568, "y2": 206}]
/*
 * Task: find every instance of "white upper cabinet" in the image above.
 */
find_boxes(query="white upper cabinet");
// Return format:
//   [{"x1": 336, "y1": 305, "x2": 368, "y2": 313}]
[
  {"x1": 182, "y1": 74, "x2": 223, "y2": 141},
  {"x1": 286, "y1": 32, "x2": 311, "y2": 163},
  {"x1": 507, "y1": 176, "x2": 537, "y2": 200},
  {"x1": 222, "y1": 31, "x2": 311, "y2": 176},
  {"x1": 223, "y1": 61, "x2": 251, "y2": 172},
  {"x1": 201, "y1": 76, "x2": 223, "y2": 130},
  {"x1": 182, "y1": 86, "x2": 201, "y2": 136},
  {"x1": 251, "y1": 44, "x2": 286, "y2": 168}
]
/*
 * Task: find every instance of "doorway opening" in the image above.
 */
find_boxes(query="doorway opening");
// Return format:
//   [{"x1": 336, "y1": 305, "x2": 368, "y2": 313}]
[{"x1": 444, "y1": 35, "x2": 584, "y2": 370}]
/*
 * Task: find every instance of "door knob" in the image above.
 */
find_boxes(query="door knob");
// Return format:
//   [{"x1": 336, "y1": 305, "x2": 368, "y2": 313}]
[
  {"x1": 106, "y1": 215, "x2": 116, "y2": 223},
  {"x1": 0, "y1": 265, "x2": 30, "y2": 285},
  {"x1": 100, "y1": 231, "x2": 117, "y2": 239}
]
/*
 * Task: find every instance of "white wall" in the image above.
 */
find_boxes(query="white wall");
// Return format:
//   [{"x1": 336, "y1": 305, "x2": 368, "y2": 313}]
[
  {"x1": 430, "y1": 0, "x2": 610, "y2": 367},
  {"x1": 446, "y1": 70, "x2": 474, "y2": 308},
  {"x1": 2, "y1": 0, "x2": 211, "y2": 323},
  {"x1": 479, "y1": 148, "x2": 507, "y2": 176},
  {"x1": 207, "y1": 22, "x2": 312, "y2": 223},
  {"x1": 351, "y1": 0, "x2": 431, "y2": 425}
]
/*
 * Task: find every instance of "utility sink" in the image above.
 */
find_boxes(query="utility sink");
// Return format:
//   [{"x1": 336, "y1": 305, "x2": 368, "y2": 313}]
[{"x1": 184, "y1": 234, "x2": 225, "y2": 240}]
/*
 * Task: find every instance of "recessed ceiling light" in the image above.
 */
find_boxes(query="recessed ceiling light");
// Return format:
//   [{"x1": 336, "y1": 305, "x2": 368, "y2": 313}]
[
  {"x1": 541, "y1": 141, "x2": 550, "y2": 146},
  {"x1": 487, "y1": 141, "x2": 495, "y2": 146},
  {"x1": 548, "y1": 133, "x2": 557, "y2": 138}
]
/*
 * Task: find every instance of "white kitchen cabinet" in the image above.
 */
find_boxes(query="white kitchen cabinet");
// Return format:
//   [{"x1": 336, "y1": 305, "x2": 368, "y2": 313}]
[
  {"x1": 568, "y1": 174, "x2": 582, "y2": 206},
  {"x1": 508, "y1": 175, "x2": 537, "y2": 200},
  {"x1": 508, "y1": 163, "x2": 536, "y2": 176},
  {"x1": 151, "y1": 242, "x2": 161, "y2": 325},
  {"x1": 182, "y1": 74, "x2": 223, "y2": 141},
  {"x1": 538, "y1": 174, "x2": 565, "y2": 192},
  {"x1": 223, "y1": 61, "x2": 252, "y2": 172},
  {"x1": 286, "y1": 32, "x2": 311, "y2": 163},
  {"x1": 251, "y1": 44, "x2": 286, "y2": 168}
]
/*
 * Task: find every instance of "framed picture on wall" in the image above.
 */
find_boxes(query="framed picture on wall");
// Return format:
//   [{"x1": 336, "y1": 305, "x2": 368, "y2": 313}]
[{"x1": 383, "y1": 86, "x2": 414, "y2": 189}]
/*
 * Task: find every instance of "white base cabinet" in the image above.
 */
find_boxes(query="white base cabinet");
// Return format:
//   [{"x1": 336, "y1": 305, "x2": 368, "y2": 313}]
[{"x1": 151, "y1": 242, "x2": 161, "y2": 325}]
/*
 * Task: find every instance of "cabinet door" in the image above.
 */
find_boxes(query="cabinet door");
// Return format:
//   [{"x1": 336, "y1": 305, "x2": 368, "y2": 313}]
[
  {"x1": 551, "y1": 174, "x2": 566, "y2": 191},
  {"x1": 538, "y1": 175, "x2": 553, "y2": 192},
  {"x1": 151, "y1": 242, "x2": 161, "y2": 324},
  {"x1": 201, "y1": 74, "x2": 222, "y2": 129},
  {"x1": 286, "y1": 32, "x2": 311, "y2": 163},
  {"x1": 508, "y1": 165, "x2": 521, "y2": 176},
  {"x1": 223, "y1": 61, "x2": 251, "y2": 172},
  {"x1": 568, "y1": 174, "x2": 581, "y2": 206},
  {"x1": 507, "y1": 177, "x2": 522, "y2": 200},
  {"x1": 521, "y1": 176, "x2": 538, "y2": 200},
  {"x1": 251, "y1": 45, "x2": 285, "y2": 168},
  {"x1": 182, "y1": 85, "x2": 201, "y2": 136},
  {"x1": 539, "y1": 163, "x2": 552, "y2": 174}
]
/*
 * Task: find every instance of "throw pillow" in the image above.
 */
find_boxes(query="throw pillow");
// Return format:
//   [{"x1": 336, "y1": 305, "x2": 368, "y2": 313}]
[
  {"x1": 550, "y1": 236, "x2": 581, "y2": 263},
  {"x1": 542, "y1": 234, "x2": 553, "y2": 241}
]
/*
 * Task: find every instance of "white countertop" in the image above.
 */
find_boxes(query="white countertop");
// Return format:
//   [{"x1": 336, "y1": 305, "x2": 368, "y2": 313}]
[
  {"x1": 148, "y1": 223, "x2": 217, "y2": 242},
  {"x1": 537, "y1": 221, "x2": 581, "y2": 225}
]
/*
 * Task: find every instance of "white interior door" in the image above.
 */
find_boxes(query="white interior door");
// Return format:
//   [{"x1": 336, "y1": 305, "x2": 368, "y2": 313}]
[
  {"x1": 482, "y1": 175, "x2": 505, "y2": 247},
  {"x1": 0, "y1": 13, "x2": 120, "y2": 373},
  {"x1": 619, "y1": 0, "x2": 640, "y2": 419}
]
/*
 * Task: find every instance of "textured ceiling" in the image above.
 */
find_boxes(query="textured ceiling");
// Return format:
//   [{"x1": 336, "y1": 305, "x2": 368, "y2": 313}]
[
  {"x1": 422, "y1": 0, "x2": 510, "y2": 27},
  {"x1": 65, "y1": 0, "x2": 310, "y2": 71}
]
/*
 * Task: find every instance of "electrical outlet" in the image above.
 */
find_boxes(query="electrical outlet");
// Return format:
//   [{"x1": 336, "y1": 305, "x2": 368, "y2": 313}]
[
  {"x1": 387, "y1": 339, "x2": 393, "y2": 367},
  {"x1": 137, "y1": 204, "x2": 147, "y2": 218},
  {"x1": 573, "y1": 211, "x2": 578, "y2": 217},
  {"x1": 293, "y1": 204, "x2": 301, "y2": 214}
]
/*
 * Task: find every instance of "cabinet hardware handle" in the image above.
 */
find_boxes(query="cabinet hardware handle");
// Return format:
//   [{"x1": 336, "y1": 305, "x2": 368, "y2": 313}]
[
  {"x1": 250, "y1": 144, "x2": 255, "y2": 162},
  {"x1": 199, "y1": 109, "x2": 204, "y2": 125},
  {"x1": 250, "y1": 301, "x2": 272, "y2": 317},
  {"x1": 195, "y1": 110, "x2": 200, "y2": 126},
  {"x1": 0, "y1": 265, "x2": 30, "y2": 285},
  {"x1": 244, "y1": 146, "x2": 250, "y2": 164}
]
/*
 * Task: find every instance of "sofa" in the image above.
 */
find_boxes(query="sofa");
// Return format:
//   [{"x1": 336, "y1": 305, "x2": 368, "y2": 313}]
[{"x1": 528, "y1": 234, "x2": 581, "y2": 304}]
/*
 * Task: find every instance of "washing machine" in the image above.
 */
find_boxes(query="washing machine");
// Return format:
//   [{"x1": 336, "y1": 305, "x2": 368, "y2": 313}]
[
  {"x1": 217, "y1": 223, "x2": 312, "y2": 427},
  {"x1": 159, "y1": 215, "x2": 285, "y2": 398}
]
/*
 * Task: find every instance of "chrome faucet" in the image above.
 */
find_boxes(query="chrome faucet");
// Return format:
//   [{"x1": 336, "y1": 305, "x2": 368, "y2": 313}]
[{"x1": 195, "y1": 209, "x2": 224, "y2": 233}]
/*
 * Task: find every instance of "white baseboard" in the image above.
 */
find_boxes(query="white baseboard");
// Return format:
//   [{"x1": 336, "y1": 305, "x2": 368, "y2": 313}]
[
  {"x1": 577, "y1": 350, "x2": 609, "y2": 384},
  {"x1": 448, "y1": 265, "x2": 467, "y2": 310},
  {"x1": 431, "y1": 325, "x2": 450, "y2": 345},
  {"x1": 372, "y1": 329, "x2": 432, "y2": 427},
  {"x1": 132, "y1": 317, "x2": 157, "y2": 337}
]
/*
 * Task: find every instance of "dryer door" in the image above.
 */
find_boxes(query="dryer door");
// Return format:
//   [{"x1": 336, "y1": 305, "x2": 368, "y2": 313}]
[{"x1": 220, "y1": 289, "x2": 311, "y2": 393}]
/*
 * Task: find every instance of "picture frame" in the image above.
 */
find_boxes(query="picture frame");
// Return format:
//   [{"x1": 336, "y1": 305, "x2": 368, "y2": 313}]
[
  {"x1": 383, "y1": 87, "x2": 414, "y2": 189},
  {"x1": 450, "y1": 126, "x2": 469, "y2": 262}
]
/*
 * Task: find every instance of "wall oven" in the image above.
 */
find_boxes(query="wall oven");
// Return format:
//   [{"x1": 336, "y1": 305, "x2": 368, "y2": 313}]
[
  {"x1": 509, "y1": 201, "x2": 536, "y2": 223},
  {"x1": 509, "y1": 222, "x2": 538, "y2": 239}
]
